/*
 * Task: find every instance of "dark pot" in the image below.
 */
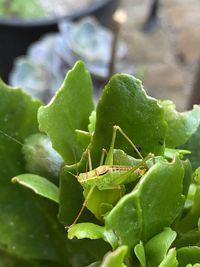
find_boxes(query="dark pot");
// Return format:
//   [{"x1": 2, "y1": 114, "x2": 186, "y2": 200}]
[{"x1": 0, "y1": 0, "x2": 119, "y2": 82}]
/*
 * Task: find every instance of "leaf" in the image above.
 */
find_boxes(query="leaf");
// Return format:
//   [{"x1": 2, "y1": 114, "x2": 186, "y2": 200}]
[
  {"x1": 177, "y1": 247, "x2": 200, "y2": 267},
  {"x1": 182, "y1": 126, "x2": 200, "y2": 170},
  {"x1": 173, "y1": 229, "x2": 200, "y2": 248},
  {"x1": 0, "y1": 79, "x2": 42, "y2": 179},
  {"x1": 87, "y1": 263, "x2": 101, "y2": 267},
  {"x1": 0, "y1": 179, "x2": 71, "y2": 264},
  {"x1": 160, "y1": 100, "x2": 200, "y2": 148},
  {"x1": 88, "y1": 110, "x2": 96, "y2": 133},
  {"x1": 0, "y1": 249, "x2": 38, "y2": 267},
  {"x1": 38, "y1": 61, "x2": 94, "y2": 164},
  {"x1": 0, "y1": 250, "x2": 65, "y2": 267},
  {"x1": 12, "y1": 174, "x2": 59, "y2": 203},
  {"x1": 134, "y1": 241, "x2": 146, "y2": 267},
  {"x1": 144, "y1": 227, "x2": 177, "y2": 266},
  {"x1": 22, "y1": 133, "x2": 64, "y2": 183},
  {"x1": 75, "y1": 129, "x2": 92, "y2": 150},
  {"x1": 68, "y1": 223, "x2": 117, "y2": 249},
  {"x1": 58, "y1": 166, "x2": 84, "y2": 225},
  {"x1": 182, "y1": 159, "x2": 192, "y2": 196},
  {"x1": 158, "y1": 248, "x2": 178, "y2": 267},
  {"x1": 105, "y1": 157, "x2": 185, "y2": 251},
  {"x1": 177, "y1": 185, "x2": 200, "y2": 233},
  {"x1": 186, "y1": 264, "x2": 200, "y2": 267},
  {"x1": 0, "y1": 81, "x2": 70, "y2": 264},
  {"x1": 113, "y1": 149, "x2": 141, "y2": 166},
  {"x1": 100, "y1": 246, "x2": 128, "y2": 267},
  {"x1": 88, "y1": 74, "x2": 167, "y2": 166}
]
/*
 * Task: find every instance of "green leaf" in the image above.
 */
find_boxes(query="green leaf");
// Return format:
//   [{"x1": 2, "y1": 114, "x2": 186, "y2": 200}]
[
  {"x1": 68, "y1": 223, "x2": 117, "y2": 249},
  {"x1": 173, "y1": 229, "x2": 200, "y2": 248},
  {"x1": 38, "y1": 61, "x2": 94, "y2": 163},
  {"x1": 0, "y1": 249, "x2": 38, "y2": 267},
  {"x1": 194, "y1": 167, "x2": 200, "y2": 185},
  {"x1": 134, "y1": 241, "x2": 146, "y2": 267},
  {"x1": 113, "y1": 149, "x2": 141, "y2": 166},
  {"x1": 100, "y1": 246, "x2": 128, "y2": 267},
  {"x1": 164, "y1": 148, "x2": 191, "y2": 160},
  {"x1": 160, "y1": 100, "x2": 200, "y2": 148},
  {"x1": 182, "y1": 126, "x2": 200, "y2": 170},
  {"x1": 0, "y1": 250, "x2": 66, "y2": 267},
  {"x1": 12, "y1": 174, "x2": 59, "y2": 203},
  {"x1": 182, "y1": 159, "x2": 192, "y2": 196},
  {"x1": 0, "y1": 79, "x2": 41, "y2": 179},
  {"x1": 88, "y1": 110, "x2": 96, "y2": 133},
  {"x1": 144, "y1": 227, "x2": 177, "y2": 266},
  {"x1": 177, "y1": 184, "x2": 200, "y2": 233},
  {"x1": 177, "y1": 247, "x2": 200, "y2": 267},
  {"x1": 86, "y1": 262, "x2": 101, "y2": 267},
  {"x1": 158, "y1": 248, "x2": 178, "y2": 267},
  {"x1": 0, "y1": 179, "x2": 71, "y2": 264},
  {"x1": 105, "y1": 157, "x2": 184, "y2": 251},
  {"x1": 75, "y1": 129, "x2": 92, "y2": 150},
  {"x1": 58, "y1": 165, "x2": 84, "y2": 225},
  {"x1": 22, "y1": 133, "x2": 64, "y2": 182},
  {"x1": 88, "y1": 74, "x2": 167, "y2": 166},
  {"x1": 0, "y1": 81, "x2": 70, "y2": 264}
]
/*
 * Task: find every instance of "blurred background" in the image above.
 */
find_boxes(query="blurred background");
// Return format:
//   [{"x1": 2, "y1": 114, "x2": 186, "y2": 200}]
[{"x1": 0, "y1": 0, "x2": 199, "y2": 110}]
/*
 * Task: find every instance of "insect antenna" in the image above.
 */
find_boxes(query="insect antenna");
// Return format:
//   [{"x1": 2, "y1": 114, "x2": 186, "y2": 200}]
[
  {"x1": 0, "y1": 129, "x2": 64, "y2": 168},
  {"x1": 0, "y1": 129, "x2": 23, "y2": 146}
]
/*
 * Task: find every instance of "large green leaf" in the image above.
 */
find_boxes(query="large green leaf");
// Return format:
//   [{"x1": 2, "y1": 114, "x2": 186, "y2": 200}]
[
  {"x1": 105, "y1": 158, "x2": 184, "y2": 251},
  {"x1": 38, "y1": 61, "x2": 94, "y2": 163},
  {"x1": 160, "y1": 100, "x2": 200, "y2": 148},
  {"x1": 0, "y1": 81, "x2": 70, "y2": 264},
  {"x1": 89, "y1": 74, "x2": 167, "y2": 166},
  {"x1": 0, "y1": 79, "x2": 41, "y2": 179}
]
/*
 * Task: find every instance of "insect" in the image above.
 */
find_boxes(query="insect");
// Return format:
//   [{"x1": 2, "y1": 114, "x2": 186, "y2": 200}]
[{"x1": 70, "y1": 125, "x2": 154, "y2": 226}]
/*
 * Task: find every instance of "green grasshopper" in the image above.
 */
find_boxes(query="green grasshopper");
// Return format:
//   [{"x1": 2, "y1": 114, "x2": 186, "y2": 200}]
[{"x1": 71, "y1": 125, "x2": 154, "y2": 226}]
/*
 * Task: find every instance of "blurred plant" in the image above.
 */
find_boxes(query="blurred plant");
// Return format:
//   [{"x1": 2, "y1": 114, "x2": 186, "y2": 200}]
[{"x1": 9, "y1": 17, "x2": 126, "y2": 102}]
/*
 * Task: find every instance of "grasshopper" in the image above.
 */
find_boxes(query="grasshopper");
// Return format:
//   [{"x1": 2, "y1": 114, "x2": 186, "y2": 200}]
[{"x1": 71, "y1": 125, "x2": 154, "y2": 226}]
